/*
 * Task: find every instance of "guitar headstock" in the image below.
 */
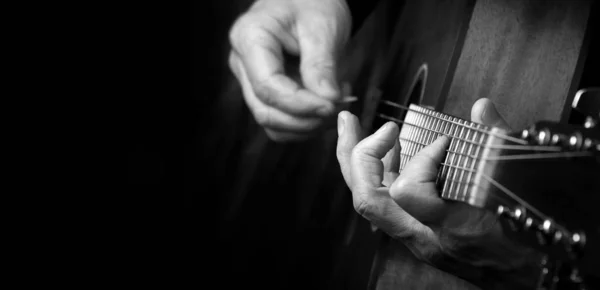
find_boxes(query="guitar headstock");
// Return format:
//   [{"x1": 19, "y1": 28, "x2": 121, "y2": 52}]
[{"x1": 478, "y1": 95, "x2": 600, "y2": 288}]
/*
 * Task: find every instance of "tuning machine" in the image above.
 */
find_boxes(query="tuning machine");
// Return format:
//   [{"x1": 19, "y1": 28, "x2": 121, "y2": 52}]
[
  {"x1": 497, "y1": 205, "x2": 533, "y2": 231},
  {"x1": 572, "y1": 87, "x2": 599, "y2": 129},
  {"x1": 522, "y1": 126, "x2": 557, "y2": 146}
]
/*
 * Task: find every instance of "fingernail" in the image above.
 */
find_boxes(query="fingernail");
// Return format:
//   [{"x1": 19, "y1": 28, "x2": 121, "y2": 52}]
[
  {"x1": 337, "y1": 113, "x2": 345, "y2": 136},
  {"x1": 375, "y1": 122, "x2": 392, "y2": 135}
]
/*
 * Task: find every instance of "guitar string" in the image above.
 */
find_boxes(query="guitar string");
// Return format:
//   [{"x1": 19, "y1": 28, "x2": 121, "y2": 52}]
[
  {"x1": 379, "y1": 102, "x2": 575, "y2": 233},
  {"x1": 348, "y1": 97, "x2": 574, "y2": 234},
  {"x1": 417, "y1": 161, "x2": 565, "y2": 233},
  {"x1": 378, "y1": 114, "x2": 563, "y2": 152},
  {"x1": 380, "y1": 100, "x2": 528, "y2": 145},
  {"x1": 398, "y1": 137, "x2": 593, "y2": 160}
]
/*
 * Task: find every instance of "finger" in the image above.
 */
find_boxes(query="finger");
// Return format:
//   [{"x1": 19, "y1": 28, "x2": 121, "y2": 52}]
[
  {"x1": 390, "y1": 136, "x2": 451, "y2": 222},
  {"x1": 230, "y1": 20, "x2": 336, "y2": 117},
  {"x1": 297, "y1": 18, "x2": 342, "y2": 101},
  {"x1": 348, "y1": 123, "x2": 442, "y2": 258},
  {"x1": 336, "y1": 111, "x2": 362, "y2": 187},
  {"x1": 470, "y1": 98, "x2": 511, "y2": 130},
  {"x1": 382, "y1": 137, "x2": 401, "y2": 187},
  {"x1": 351, "y1": 121, "x2": 399, "y2": 192},
  {"x1": 230, "y1": 52, "x2": 324, "y2": 136}
]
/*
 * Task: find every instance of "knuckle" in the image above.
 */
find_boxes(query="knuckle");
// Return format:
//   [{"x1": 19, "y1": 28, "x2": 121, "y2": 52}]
[
  {"x1": 352, "y1": 145, "x2": 378, "y2": 162},
  {"x1": 229, "y1": 15, "x2": 262, "y2": 50},
  {"x1": 354, "y1": 193, "x2": 374, "y2": 217},
  {"x1": 303, "y1": 58, "x2": 335, "y2": 76},
  {"x1": 253, "y1": 108, "x2": 272, "y2": 127},
  {"x1": 254, "y1": 81, "x2": 277, "y2": 106},
  {"x1": 390, "y1": 178, "x2": 412, "y2": 201}
]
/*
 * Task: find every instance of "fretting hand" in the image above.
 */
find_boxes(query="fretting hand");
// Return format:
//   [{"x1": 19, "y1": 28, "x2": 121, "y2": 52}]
[{"x1": 336, "y1": 98, "x2": 541, "y2": 289}]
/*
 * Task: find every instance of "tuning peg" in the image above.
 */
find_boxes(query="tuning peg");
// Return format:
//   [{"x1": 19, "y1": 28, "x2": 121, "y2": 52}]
[
  {"x1": 497, "y1": 205, "x2": 533, "y2": 231},
  {"x1": 541, "y1": 220, "x2": 554, "y2": 235},
  {"x1": 571, "y1": 231, "x2": 586, "y2": 253},
  {"x1": 534, "y1": 219, "x2": 558, "y2": 245},
  {"x1": 572, "y1": 87, "x2": 599, "y2": 128},
  {"x1": 521, "y1": 125, "x2": 538, "y2": 144},
  {"x1": 536, "y1": 128, "x2": 551, "y2": 145},
  {"x1": 551, "y1": 133, "x2": 568, "y2": 145},
  {"x1": 568, "y1": 132, "x2": 584, "y2": 150}
]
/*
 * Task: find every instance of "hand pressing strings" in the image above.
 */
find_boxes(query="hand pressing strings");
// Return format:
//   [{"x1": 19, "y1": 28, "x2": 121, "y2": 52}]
[{"x1": 336, "y1": 98, "x2": 543, "y2": 289}]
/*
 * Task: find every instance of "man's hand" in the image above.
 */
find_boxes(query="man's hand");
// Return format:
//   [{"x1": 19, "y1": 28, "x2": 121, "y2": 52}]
[
  {"x1": 228, "y1": 0, "x2": 351, "y2": 142},
  {"x1": 336, "y1": 99, "x2": 541, "y2": 288}
]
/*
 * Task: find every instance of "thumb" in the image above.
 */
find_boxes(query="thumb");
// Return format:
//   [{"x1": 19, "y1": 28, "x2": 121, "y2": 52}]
[
  {"x1": 297, "y1": 21, "x2": 341, "y2": 101},
  {"x1": 471, "y1": 98, "x2": 511, "y2": 130}
]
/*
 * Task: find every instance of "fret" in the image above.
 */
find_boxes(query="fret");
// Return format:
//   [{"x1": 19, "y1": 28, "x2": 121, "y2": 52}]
[
  {"x1": 454, "y1": 120, "x2": 473, "y2": 201},
  {"x1": 399, "y1": 109, "x2": 416, "y2": 171},
  {"x1": 403, "y1": 109, "x2": 417, "y2": 170},
  {"x1": 427, "y1": 112, "x2": 442, "y2": 144},
  {"x1": 417, "y1": 108, "x2": 431, "y2": 158},
  {"x1": 447, "y1": 119, "x2": 467, "y2": 200},
  {"x1": 462, "y1": 123, "x2": 486, "y2": 201},
  {"x1": 436, "y1": 112, "x2": 452, "y2": 185},
  {"x1": 398, "y1": 110, "x2": 408, "y2": 171},
  {"x1": 408, "y1": 109, "x2": 424, "y2": 165},
  {"x1": 424, "y1": 109, "x2": 435, "y2": 145},
  {"x1": 416, "y1": 108, "x2": 428, "y2": 157},
  {"x1": 441, "y1": 117, "x2": 459, "y2": 198},
  {"x1": 432, "y1": 112, "x2": 443, "y2": 144}
]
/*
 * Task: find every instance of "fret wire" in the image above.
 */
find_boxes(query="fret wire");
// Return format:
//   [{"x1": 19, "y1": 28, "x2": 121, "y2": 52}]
[
  {"x1": 397, "y1": 109, "x2": 407, "y2": 171},
  {"x1": 448, "y1": 117, "x2": 462, "y2": 199},
  {"x1": 436, "y1": 112, "x2": 451, "y2": 186},
  {"x1": 380, "y1": 100, "x2": 527, "y2": 145},
  {"x1": 463, "y1": 123, "x2": 485, "y2": 201},
  {"x1": 449, "y1": 118, "x2": 466, "y2": 200},
  {"x1": 416, "y1": 108, "x2": 428, "y2": 161},
  {"x1": 461, "y1": 120, "x2": 478, "y2": 201},
  {"x1": 428, "y1": 111, "x2": 442, "y2": 147},
  {"x1": 398, "y1": 168, "x2": 476, "y2": 189},
  {"x1": 423, "y1": 109, "x2": 435, "y2": 146},
  {"x1": 399, "y1": 109, "x2": 415, "y2": 171},
  {"x1": 417, "y1": 108, "x2": 431, "y2": 161},
  {"x1": 406, "y1": 109, "x2": 418, "y2": 165},
  {"x1": 456, "y1": 120, "x2": 474, "y2": 201},
  {"x1": 402, "y1": 110, "x2": 416, "y2": 171},
  {"x1": 441, "y1": 116, "x2": 460, "y2": 198},
  {"x1": 398, "y1": 159, "x2": 569, "y2": 234},
  {"x1": 432, "y1": 112, "x2": 444, "y2": 144},
  {"x1": 408, "y1": 109, "x2": 423, "y2": 165},
  {"x1": 451, "y1": 119, "x2": 467, "y2": 200}
]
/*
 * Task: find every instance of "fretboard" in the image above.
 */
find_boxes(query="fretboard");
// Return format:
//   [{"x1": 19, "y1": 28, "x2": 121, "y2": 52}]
[{"x1": 396, "y1": 104, "x2": 502, "y2": 205}]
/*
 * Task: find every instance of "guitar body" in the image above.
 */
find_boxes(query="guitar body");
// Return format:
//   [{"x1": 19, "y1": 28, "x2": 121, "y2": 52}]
[{"x1": 347, "y1": 0, "x2": 600, "y2": 289}]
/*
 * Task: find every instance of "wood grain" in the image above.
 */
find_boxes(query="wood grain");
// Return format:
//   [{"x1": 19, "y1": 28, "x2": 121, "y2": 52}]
[{"x1": 441, "y1": 0, "x2": 591, "y2": 131}]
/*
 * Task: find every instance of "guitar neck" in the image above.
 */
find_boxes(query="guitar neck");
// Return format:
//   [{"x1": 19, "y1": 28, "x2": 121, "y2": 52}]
[{"x1": 393, "y1": 104, "x2": 507, "y2": 207}]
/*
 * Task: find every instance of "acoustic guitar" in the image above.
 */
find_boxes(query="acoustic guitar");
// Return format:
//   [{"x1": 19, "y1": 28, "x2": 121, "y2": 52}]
[
  {"x1": 336, "y1": 0, "x2": 600, "y2": 289},
  {"x1": 369, "y1": 86, "x2": 600, "y2": 289}
]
